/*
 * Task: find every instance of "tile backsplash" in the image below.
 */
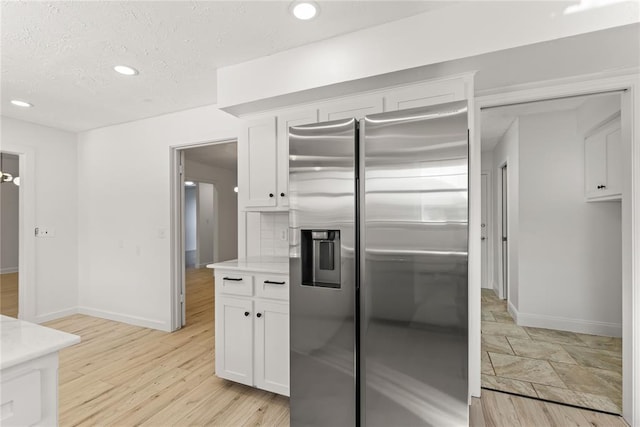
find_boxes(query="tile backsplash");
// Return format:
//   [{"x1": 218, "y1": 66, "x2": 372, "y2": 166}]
[{"x1": 260, "y1": 212, "x2": 289, "y2": 256}]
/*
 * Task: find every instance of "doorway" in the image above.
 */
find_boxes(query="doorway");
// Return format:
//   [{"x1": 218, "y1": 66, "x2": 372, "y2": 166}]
[
  {"x1": 172, "y1": 140, "x2": 238, "y2": 328},
  {"x1": 0, "y1": 152, "x2": 20, "y2": 318},
  {"x1": 479, "y1": 92, "x2": 625, "y2": 415}
]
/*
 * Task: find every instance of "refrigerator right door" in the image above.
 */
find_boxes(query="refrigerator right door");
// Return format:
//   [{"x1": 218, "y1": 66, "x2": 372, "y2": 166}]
[{"x1": 361, "y1": 101, "x2": 469, "y2": 427}]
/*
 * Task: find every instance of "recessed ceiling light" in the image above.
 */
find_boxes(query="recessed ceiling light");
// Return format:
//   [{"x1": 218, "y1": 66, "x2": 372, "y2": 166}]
[
  {"x1": 114, "y1": 65, "x2": 139, "y2": 76},
  {"x1": 10, "y1": 99, "x2": 33, "y2": 108},
  {"x1": 291, "y1": 1, "x2": 319, "y2": 20}
]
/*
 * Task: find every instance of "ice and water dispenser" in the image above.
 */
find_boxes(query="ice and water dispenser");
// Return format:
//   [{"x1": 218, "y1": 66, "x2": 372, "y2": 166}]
[{"x1": 300, "y1": 230, "x2": 341, "y2": 289}]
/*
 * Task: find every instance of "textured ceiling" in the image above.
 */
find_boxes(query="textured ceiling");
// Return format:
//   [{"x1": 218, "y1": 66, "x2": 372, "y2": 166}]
[{"x1": 0, "y1": 1, "x2": 452, "y2": 132}]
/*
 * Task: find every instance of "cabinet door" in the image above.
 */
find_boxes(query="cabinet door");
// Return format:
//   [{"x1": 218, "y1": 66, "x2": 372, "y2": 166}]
[
  {"x1": 585, "y1": 118, "x2": 622, "y2": 200},
  {"x1": 242, "y1": 117, "x2": 277, "y2": 207},
  {"x1": 277, "y1": 110, "x2": 318, "y2": 207},
  {"x1": 319, "y1": 96, "x2": 383, "y2": 121},
  {"x1": 215, "y1": 296, "x2": 253, "y2": 385},
  {"x1": 385, "y1": 79, "x2": 466, "y2": 111},
  {"x1": 605, "y1": 125, "x2": 622, "y2": 197},
  {"x1": 254, "y1": 300, "x2": 290, "y2": 396},
  {"x1": 585, "y1": 132, "x2": 606, "y2": 198}
]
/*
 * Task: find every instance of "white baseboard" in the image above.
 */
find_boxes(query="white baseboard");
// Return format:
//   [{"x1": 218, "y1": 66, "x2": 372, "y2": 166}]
[
  {"x1": 507, "y1": 300, "x2": 519, "y2": 323},
  {"x1": 509, "y1": 304, "x2": 621, "y2": 337},
  {"x1": 34, "y1": 307, "x2": 78, "y2": 323},
  {"x1": 77, "y1": 306, "x2": 170, "y2": 332},
  {"x1": 0, "y1": 267, "x2": 19, "y2": 274}
]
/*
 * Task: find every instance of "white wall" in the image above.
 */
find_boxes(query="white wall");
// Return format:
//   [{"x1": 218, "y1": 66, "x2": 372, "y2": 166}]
[
  {"x1": 1, "y1": 154, "x2": 19, "y2": 273},
  {"x1": 184, "y1": 186, "x2": 197, "y2": 252},
  {"x1": 184, "y1": 159, "x2": 237, "y2": 263},
  {"x1": 197, "y1": 182, "x2": 215, "y2": 266},
  {"x1": 77, "y1": 106, "x2": 241, "y2": 331},
  {"x1": 217, "y1": 1, "x2": 638, "y2": 108},
  {"x1": 516, "y1": 109, "x2": 622, "y2": 336},
  {"x1": 491, "y1": 119, "x2": 520, "y2": 307},
  {"x1": 1, "y1": 117, "x2": 78, "y2": 322}
]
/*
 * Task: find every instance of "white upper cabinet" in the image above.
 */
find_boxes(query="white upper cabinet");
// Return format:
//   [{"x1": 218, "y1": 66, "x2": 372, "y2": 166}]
[
  {"x1": 277, "y1": 110, "x2": 319, "y2": 208},
  {"x1": 319, "y1": 96, "x2": 383, "y2": 121},
  {"x1": 584, "y1": 116, "x2": 622, "y2": 201},
  {"x1": 385, "y1": 78, "x2": 467, "y2": 111},
  {"x1": 240, "y1": 117, "x2": 278, "y2": 208}
]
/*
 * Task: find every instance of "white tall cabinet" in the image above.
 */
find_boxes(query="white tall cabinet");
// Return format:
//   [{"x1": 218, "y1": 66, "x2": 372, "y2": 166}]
[{"x1": 210, "y1": 258, "x2": 289, "y2": 396}]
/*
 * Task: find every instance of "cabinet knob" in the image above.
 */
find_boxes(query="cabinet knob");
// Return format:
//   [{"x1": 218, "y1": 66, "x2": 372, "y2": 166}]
[
  {"x1": 244, "y1": 311, "x2": 250, "y2": 317},
  {"x1": 269, "y1": 193, "x2": 274, "y2": 198},
  {"x1": 256, "y1": 312, "x2": 263, "y2": 318},
  {"x1": 280, "y1": 192, "x2": 285, "y2": 197}
]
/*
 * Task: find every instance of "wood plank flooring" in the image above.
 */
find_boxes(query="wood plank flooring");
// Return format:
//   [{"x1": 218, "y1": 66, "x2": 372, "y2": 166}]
[
  {"x1": 0, "y1": 272, "x2": 18, "y2": 317},
  {"x1": 44, "y1": 268, "x2": 627, "y2": 426}
]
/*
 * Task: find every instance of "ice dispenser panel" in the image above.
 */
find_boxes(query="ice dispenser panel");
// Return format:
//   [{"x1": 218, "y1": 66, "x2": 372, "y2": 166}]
[{"x1": 301, "y1": 230, "x2": 341, "y2": 289}]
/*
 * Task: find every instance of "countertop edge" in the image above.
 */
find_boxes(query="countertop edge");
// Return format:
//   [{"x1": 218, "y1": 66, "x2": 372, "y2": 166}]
[{"x1": 1, "y1": 334, "x2": 81, "y2": 370}]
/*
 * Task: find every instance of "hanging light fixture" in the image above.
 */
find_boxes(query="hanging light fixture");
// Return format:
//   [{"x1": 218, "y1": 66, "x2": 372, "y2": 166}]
[{"x1": 0, "y1": 153, "x2": 18, "y2": 185}]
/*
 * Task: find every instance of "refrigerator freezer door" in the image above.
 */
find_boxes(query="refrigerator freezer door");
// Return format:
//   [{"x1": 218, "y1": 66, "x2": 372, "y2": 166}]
[
  {"x1": 362, "y1": 101, "x2": 469, "y2": 426},
  {"x1": 289, "y1": 118, "x2": 357, "y2": 427}
]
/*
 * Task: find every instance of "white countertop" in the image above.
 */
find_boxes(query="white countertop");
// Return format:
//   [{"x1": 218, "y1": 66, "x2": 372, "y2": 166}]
[
  {"x1": 0, "y1": 315, "x2": 81, "y2": 370},
  {"x1": 207, "y1": 256, "x2": 289, "y2": 274}
]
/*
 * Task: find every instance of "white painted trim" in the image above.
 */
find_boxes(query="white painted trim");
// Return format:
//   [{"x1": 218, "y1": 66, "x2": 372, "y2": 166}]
[
  {"x1": 514, "y1": 309, "x2": 622, "y2": 338},
  {"x1": 467, "y1": 73, "x2": 481, "y2": 402},
  {"x1": 34, "y1": 307, "x2": 78, "y2": 324},
  {"x1": 77, "y1": 306, "x2": 169, "y2": 332},
  {"x1": 1, "y1": 144, "x2": 36, "y2": 323},
  {"x1": 0, "y1": 267, "x2": 19, "y2": 274},
  {"x1": 476, "y1": 70, "x2": 639, "y2": 427}
]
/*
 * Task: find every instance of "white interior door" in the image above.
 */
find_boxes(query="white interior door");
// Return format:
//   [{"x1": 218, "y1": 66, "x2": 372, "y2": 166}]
[
  {"x1": 180, "y1": 151, "x2": 187, "y2": 326},
  {"x1": 481, "y1": 173, "x2": 489, "y2": 289},
  {"x1": 501, "y1": 164, "x2": 508, "y2": 300}
]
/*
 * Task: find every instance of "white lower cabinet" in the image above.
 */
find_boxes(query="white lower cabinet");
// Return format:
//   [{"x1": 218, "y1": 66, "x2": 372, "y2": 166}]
[
  {"x1": 215, "y1": 296, "x2": 253, "y2": 386},
  {"x1": 254, "y1": 300, "x2": 289, "y2": 395},
  {"x1": 214, "y1": 270, "x2": 289, "y2": 396}
]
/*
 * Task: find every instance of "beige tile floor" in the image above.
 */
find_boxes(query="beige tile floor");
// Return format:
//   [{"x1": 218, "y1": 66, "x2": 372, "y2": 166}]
[{"x1": 481, "y1": 289, "x2": 622, "y2": 414}]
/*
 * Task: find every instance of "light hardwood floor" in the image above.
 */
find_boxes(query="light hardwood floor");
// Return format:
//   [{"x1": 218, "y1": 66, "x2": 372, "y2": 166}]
[
  {"x1": 44, "y1": 268, "x2": 627, "y2": 426},
  {"x1": 0, "y1": 272, "x2": 18, "y2": 317}
]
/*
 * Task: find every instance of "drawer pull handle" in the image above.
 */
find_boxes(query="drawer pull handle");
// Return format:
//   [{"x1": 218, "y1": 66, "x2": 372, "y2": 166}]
[
  {"x1": 264, "y1": 280, "x2": 286, "y2": 285},
  {"x1": 223, "y1": 277, "x2": 243, "y2": 282}
]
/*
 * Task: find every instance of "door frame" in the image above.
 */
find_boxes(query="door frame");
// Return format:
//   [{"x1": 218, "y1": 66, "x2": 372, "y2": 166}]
[
  {"x1": 473, "y1": 70, "x2": 639, "y2": 426},
  {"x1": 1, "y1": 144, "x2": 36, "y2": 322},
  {"x1": 170, "y1": 138, "x2": 237, "y2": 330}
]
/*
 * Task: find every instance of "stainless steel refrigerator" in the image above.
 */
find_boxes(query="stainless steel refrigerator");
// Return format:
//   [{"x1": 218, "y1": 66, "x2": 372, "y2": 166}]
[{"x1": 289, "y1": 101, "x2": 469, "y2": 427}]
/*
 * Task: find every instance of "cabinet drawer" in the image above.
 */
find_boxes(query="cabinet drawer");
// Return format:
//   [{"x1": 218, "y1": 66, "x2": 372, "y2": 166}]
[
  {"x1": 255, "y1": 275, "x2": 289, "y2": 300},
  {"x1": 216, "y1": 273, "x2": 254, "y2": 296},
  {"x1": 0, "y1": 369, "x2": 42, "y2": 427}
]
